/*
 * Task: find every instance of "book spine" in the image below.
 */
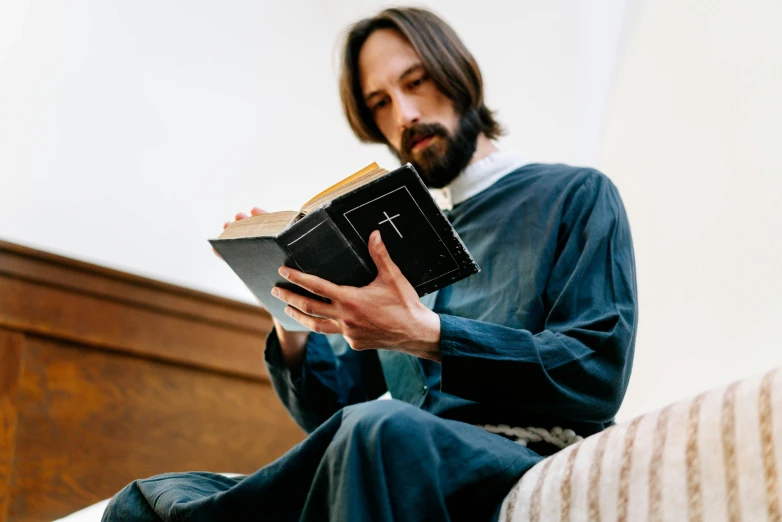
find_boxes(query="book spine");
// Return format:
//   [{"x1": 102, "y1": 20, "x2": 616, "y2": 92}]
[
  {"x1": 322, "y1": 203, "x2": 376, "y2": 282},
  {"x1": 278, "y1": 208, "x2": 375, "y2": 289}
]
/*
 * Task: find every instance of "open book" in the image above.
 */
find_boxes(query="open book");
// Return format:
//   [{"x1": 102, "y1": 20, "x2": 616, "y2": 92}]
[{"x1": 210, "y1": 163, "x2": 479, "y2": 331}]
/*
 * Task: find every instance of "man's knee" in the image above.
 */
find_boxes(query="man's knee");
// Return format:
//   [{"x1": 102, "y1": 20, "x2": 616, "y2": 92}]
[
  {"x1": 102, "y1": 480, "x2": 159, "y2": 522},
  {"x1": 340, "y1": 399, "x2": 429, "y2": 448}
]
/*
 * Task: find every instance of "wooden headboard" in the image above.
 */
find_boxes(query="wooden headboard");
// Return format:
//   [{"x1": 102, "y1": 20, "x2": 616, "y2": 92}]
[{"x1": 0, "y1": 239, "x2": 305, "y2": 522}]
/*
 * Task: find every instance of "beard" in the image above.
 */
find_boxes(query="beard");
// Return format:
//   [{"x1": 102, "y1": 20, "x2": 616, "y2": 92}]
[{"x1": 389, "y1": 109, "x2": 481, "y2": 189}]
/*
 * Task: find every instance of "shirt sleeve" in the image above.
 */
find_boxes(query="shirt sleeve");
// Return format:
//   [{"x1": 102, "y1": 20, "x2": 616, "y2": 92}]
[
  {"x1": 265, "y1": 328, "x2": 387, "y2": 433},
  {"x1": 438, "y1": 171, "x2": 637, "y2": 423}
]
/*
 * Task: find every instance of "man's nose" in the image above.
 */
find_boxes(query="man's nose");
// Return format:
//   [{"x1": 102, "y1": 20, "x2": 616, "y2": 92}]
[{"x1": 395, "y1": 96, "x2": 421, "y2": 129}]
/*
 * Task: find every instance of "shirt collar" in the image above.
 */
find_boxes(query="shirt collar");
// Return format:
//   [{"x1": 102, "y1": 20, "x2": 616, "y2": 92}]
[{"x1": 428, "y1": 151, "x2": 529, "y2": 211}]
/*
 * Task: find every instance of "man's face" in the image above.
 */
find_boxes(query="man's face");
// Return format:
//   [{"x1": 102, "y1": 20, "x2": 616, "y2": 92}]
[{"x1": 358, "y1": 29, "x2": 478, "y2": 188}]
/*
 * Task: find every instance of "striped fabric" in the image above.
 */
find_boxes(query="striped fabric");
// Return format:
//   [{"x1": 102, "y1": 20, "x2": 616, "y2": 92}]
[{"x1": 499, "y1": 367, "x2": 782, "y2": 522}]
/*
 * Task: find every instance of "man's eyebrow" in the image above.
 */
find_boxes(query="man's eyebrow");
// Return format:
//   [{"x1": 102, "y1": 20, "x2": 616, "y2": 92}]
[
  {"x1": 363, "y1": 63, "x2": 425, "y2": 103},
  {"x1": 398, "y1": 63, "x2": 424, "y2": 82}
]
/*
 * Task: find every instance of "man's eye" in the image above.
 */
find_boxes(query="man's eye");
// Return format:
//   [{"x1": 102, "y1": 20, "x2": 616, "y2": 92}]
[
  {"x1": 373, "y1": 99, "x2": 389, "y2": 111},
  {"x1": 410, "y1": 78, "x2": 424, "y2": 88}
]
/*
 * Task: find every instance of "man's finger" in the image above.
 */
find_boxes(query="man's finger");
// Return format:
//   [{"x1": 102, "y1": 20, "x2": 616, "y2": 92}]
[
  {"x1": 251, "y1": 207, "x2": 267, "y2": 216},
  {"x1": 284, "y1": 306, "x2": 341, "y2": 334},
  {"x1": 279, "y1": 267, "x2": 346, "y2": 301},
  {"x1": 272, "y1": 287, "x2": 336, "y2": 319},
  {"x1": 235, "y1": 212, "x2": 248, "y2": 220}
]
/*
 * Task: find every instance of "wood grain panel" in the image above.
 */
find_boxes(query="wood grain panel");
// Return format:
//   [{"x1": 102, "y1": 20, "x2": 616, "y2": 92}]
[
  {"x1": 0, "y1": 240, "x2": 309, "y2": 521},
  {"x1": 9, "y1": 336, "x2": 304, "y2": 522},
  {"x1": 0, "y1": 274, "x2": 271, "y2": 381},
  {"x1": 0, "y1": 330, "x2": 24, "y2": 522},
  {"x1": 0, "y1": 240, "x2": 271, "y2": 334}
]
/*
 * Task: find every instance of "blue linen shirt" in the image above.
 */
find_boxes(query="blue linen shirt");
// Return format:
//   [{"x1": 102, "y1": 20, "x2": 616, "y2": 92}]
[{"x1": 265, "y1": 163, "x2": 638, "y2": 440}]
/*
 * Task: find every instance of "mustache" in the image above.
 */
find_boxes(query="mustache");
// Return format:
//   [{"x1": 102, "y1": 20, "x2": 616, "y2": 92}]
[{"x1": 400, "y1": 123, "x2": 449, "y2": 156}]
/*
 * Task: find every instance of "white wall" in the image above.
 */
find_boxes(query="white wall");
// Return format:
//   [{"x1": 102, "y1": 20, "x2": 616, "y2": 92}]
[
  {"x1": 600, "y1": 0, "x2": 782, "y2": 419},
  {"x1": 4, "y1": 0, "x2": 780, "y2": 422},
  {"x1": 0, "y1": 0, "x2": 630, "y2": 303},
  {"x1": 23, "y1": 0, "x2": 777, "y2": 423}
]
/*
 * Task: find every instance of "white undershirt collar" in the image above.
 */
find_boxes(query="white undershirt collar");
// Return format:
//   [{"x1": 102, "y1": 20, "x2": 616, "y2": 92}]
[{"x1": 428, "y1": 151, "x2": 529, "y2": 211}]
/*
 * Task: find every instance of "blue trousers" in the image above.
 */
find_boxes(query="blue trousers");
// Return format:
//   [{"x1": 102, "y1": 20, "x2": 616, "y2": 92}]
[{"x1": 102, "y1": 400, "x2": 543, "y2": 522}]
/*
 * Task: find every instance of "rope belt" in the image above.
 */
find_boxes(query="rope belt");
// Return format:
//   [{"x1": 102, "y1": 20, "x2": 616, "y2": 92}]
[{"x1": 478, "y1": 424, "x2": 583, "y2": 450}]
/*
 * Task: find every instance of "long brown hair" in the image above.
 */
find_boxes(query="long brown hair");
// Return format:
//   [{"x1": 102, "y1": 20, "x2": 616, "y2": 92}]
[{"x1": 339, "y1": 7, "x2": 503, "y2": 144}]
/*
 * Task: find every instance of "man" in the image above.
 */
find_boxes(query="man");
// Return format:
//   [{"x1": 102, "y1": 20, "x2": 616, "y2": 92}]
[{"x1": 103, "y1": 7, "x2": 637, "y2": 522}]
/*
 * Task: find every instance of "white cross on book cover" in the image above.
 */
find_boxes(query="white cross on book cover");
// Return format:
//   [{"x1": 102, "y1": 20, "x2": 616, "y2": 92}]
[{"x1": 210, "y1": 162, "x2": 480, "y2": 331}]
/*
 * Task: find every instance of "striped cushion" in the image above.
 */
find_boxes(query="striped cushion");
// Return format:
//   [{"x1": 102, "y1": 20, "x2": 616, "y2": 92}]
[{"x1": 499, "y1": 367, "x2": 782, "y2": 522}]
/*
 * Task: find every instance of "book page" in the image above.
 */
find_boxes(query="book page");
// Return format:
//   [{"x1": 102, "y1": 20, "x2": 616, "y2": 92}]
[
  {"x1": 299, "y1": 163, "x2": 388, "y2": 215},
  {"x1": 217, "y1": 210, "x2": 299, "y2": 239}
]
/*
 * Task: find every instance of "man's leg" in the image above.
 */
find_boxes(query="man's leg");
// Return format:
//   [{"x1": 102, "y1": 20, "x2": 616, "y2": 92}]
[
  {"x1": 102, "y1": 411, "x2": 348, "y2": 522},
  {"x1": 103, "y1": 400, "x2": 542, "y2": 522},
  {"x1": 303, "y1": 400, "x2": 543, "y2": 522}
]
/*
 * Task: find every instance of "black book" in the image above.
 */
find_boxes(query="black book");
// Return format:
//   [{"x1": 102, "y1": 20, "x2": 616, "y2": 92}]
[{"x1": 210, "y1": 163, "x2": 479, "y2": 331}]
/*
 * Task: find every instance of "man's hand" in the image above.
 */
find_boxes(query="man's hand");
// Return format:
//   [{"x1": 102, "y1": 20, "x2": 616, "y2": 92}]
[
  {"x1": 213, "y1": 206, "x2": 269, "y2": 259},
  {"x1": 222, "y1": 206, "x2": 267, "y2": 232},
  {"x1": 271, "y1": 230, "x2": 442, "y2": 362}
]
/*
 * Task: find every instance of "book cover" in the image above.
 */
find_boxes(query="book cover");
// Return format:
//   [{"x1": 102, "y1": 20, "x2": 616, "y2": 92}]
[{"x1": 211, "y1": 164, "x2": 479, "y2": 331}]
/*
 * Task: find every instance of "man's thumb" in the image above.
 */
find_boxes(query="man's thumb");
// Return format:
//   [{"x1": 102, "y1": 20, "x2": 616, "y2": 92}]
[{"x1": 368, "y1": 230, "x2": 392, "y2": 270}]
